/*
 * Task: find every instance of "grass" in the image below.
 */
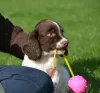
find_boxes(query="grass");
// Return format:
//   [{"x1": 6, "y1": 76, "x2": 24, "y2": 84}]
[{"x1": 0, "y1": 0, "x2": 100, "y2": 92}]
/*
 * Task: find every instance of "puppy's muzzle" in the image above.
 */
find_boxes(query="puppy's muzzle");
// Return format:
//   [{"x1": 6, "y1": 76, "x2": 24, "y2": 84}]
[{"x1": 61, "y1": 41, "x2": 69, "y2": 48}]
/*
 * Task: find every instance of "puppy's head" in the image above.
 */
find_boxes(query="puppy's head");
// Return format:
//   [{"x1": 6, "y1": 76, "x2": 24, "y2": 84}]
[{"x1": 30, "y1": 20, "x2": 68, "y2": 58}]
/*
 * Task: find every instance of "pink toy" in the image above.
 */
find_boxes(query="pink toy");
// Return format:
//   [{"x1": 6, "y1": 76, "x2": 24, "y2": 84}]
[
  {"x1": 68, "y1": 75, "x2": 87, "y2": 93},
  {"x1": 63, "y1": 56, "x2": 88, "y2": 93}
]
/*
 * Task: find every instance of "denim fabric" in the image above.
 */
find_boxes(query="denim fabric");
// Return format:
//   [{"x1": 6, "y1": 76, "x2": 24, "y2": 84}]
[{"x1": 0, "y1": 66, "x2": 53, "y2": 93}]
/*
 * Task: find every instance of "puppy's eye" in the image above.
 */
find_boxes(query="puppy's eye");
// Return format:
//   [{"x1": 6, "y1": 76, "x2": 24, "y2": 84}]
[{"x1": 47, "y1": 33, "x2": 56, "y2": 37}]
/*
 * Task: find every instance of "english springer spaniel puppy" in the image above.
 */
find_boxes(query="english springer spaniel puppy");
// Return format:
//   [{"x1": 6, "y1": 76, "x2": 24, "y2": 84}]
[{"x1": 22, "y1": 20, "x2": 70, "y2": 93}]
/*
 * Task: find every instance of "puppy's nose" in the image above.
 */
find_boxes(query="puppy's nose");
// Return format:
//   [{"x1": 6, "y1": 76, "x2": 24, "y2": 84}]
[{"x1": 61, "y1": 41, "x2": 69, "y2": 47}]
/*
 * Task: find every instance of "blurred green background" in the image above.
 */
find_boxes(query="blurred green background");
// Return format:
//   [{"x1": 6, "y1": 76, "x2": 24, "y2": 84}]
[{"x1": 0, "y1": 0, "x2": 100, "y2": 92}]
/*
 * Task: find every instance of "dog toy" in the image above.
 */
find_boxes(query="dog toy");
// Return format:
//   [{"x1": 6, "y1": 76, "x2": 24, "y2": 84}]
[
  {"x1": 49, "y1": 49, "x2": 57, "y2": 77},
  {"x1": 68, "y1": 75, "x2": 87, "y2": 93},
  {"x1": 64, "y1": 56, "x2": 87, "y2": 93},
  {"x1": 49, "y1": 49, "x2": 87, "y2": 93}
]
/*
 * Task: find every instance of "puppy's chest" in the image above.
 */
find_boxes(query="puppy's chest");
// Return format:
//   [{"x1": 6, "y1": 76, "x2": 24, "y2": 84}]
[{"x1": 22, "y1": 55, "x2": 69, "y2": 93}]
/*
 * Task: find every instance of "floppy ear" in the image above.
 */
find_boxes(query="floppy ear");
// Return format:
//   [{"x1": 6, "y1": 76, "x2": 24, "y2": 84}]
[{"x1": 23, "y1": 29, "x2": 41, "y2": 60}]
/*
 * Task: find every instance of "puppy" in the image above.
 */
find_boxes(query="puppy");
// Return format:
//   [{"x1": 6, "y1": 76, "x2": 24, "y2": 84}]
[{"x1": 22, "y1": 20, "x2": 70, "y2": 93}]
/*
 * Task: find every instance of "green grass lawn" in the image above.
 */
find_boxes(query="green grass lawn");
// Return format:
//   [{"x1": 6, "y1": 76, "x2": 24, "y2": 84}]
[{"x1": 0, "y1": 0, "x2": 100, "y2": 92}]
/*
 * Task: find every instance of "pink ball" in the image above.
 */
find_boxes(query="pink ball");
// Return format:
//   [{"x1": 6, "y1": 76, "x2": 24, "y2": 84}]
[{"x1": 68, "y1": 75, "x2": 87, "y2": 93}]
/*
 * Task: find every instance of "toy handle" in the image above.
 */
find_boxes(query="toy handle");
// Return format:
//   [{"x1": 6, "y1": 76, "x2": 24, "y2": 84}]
[{"x1": 63, "y1": 55, "x2": 74, "y2": 77}]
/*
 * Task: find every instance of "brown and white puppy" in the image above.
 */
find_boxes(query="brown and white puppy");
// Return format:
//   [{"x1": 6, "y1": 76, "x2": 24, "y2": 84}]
[{"x1": 22, "y1": 20, "x2": 70, "y2": 93}]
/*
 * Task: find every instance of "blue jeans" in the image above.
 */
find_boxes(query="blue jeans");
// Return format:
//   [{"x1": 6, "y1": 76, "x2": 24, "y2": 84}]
[{"x1": 0, "y1": 66, "x2": 54, "y2": 93}]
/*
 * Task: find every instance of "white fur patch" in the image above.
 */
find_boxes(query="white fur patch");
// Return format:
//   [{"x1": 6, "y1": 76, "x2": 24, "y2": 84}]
[
  {"x1": 52, "y1": 21, "x2": 63, "y2": 38},
  {"x1": 47, "y1": 33, "x2": 56, "y2": 37}
]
